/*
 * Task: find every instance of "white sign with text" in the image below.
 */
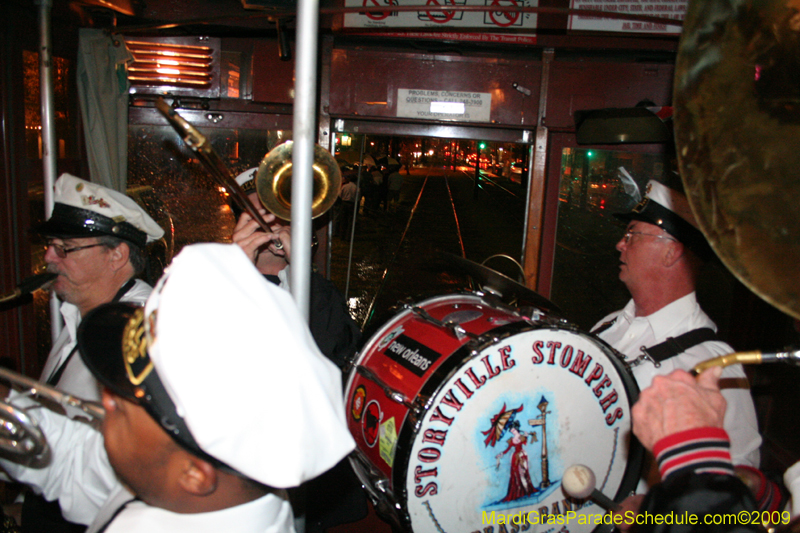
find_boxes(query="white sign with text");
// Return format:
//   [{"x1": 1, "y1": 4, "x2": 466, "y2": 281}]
[
  {"x1": 568, "y1": 0, "x2": 685, "y2": 34},
  {"x1": 397, "y1": 88, "x2": 492, "y2": 122}
]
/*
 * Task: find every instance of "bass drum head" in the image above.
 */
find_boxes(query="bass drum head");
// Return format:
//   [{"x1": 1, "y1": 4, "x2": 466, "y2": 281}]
[{"x1": 396, "y1": 324, "x2": 642, "y2": 533}]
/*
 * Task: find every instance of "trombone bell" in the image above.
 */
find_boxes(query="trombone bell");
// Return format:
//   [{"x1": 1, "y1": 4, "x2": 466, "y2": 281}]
[{"x1": 256, "y1": 141, "x2": 342, "y2": 221}]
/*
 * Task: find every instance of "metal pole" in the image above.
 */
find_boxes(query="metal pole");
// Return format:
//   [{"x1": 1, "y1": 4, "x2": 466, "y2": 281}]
[
  {"x1": 344, "y1": 135, "x2": 366, "y2": 301},
  {"x1": 290, "y1": 0, "x2": 320, "y2": 322},
  {"x1": 36, "y1": 0, "x2": 61, "y2": 344}
]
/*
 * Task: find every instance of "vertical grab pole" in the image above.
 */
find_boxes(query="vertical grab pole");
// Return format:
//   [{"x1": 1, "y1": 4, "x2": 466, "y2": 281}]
[
  {"x1": 36, "y1": 0, "x2": 62, "y2": 345},
  {"x1": 290, "y1": 0, "x2": 320, "y2": 322}
]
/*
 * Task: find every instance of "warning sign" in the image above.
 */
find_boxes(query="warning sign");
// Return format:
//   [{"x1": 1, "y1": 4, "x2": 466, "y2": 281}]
[
  {"x1": 396, "y1": 88, "x2": 492, "y2": 122},
  {"x1": 343, "y1": 0, "x2": 539, "y2": 45},
  {"x1": 568, "y1": 0, "x2": 685, "y2": 34}
]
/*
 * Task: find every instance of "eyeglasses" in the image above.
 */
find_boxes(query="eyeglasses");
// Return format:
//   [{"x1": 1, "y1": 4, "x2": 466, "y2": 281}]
[
  {"x1": 47, "y1": 242, "x2": 104, "y2": 259},
  {"x1": 622, "y1": 231, "x2": 676, "y2": 244}
]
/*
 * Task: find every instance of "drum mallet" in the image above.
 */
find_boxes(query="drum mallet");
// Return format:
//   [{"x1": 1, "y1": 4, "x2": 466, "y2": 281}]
[{"x1": 562, "y1": 464, "x2": 621, "y2": 512}]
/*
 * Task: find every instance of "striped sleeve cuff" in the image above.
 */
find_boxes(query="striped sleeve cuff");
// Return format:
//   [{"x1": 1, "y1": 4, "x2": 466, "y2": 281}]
[
  {"x1": 653, "y1": 427, "x2": 734, "y2": 481},
  {"x1": 735, "y1": 465, "x2": 785, "y2": 513}
]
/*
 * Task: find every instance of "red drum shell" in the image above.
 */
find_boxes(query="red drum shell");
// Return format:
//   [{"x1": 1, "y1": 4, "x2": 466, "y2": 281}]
[{"x1": 345, "y1": 293, "x2": 642, "y2": 533}]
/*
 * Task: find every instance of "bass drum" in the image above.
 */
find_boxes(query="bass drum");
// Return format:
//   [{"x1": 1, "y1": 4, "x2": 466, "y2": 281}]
[{"x1": 345, "y1": 293, "x2": 642, "y2": 533}]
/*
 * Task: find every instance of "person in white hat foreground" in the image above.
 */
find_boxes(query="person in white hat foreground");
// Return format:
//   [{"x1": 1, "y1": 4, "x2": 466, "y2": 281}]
[
  {"x1": 590, "y1": 179, "x2": 762, "y2": 522},
  {"x1": 22, "y1": 173, "x2": 164, "y2": 532},
  {"x1": 0, "y1": 243, "x2": 355, "y2": 533},
  {"x1": 230, "y1": 169, "x2": 365, "y2": 532}
]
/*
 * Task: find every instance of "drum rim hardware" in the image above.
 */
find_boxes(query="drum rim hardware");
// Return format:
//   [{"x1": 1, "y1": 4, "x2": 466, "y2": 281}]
[
  {"x1": 355, "y1": 365, "x2": 416, "y2": 410},
  {"x1": 348, "y1": 449, "x2": 408, "y2": 532},
  {"x1": 404, "y1": 302, "x2": 481, "y2": 342}
]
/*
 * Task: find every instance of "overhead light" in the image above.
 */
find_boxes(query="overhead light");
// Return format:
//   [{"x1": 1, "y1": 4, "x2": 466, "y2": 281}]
[{"x1": 125, "y1": 39, "x2": 218, "y2": 95}]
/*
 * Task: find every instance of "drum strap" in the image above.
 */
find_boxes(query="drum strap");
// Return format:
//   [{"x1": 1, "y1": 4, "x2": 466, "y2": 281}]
[
  {"x1": 593, "y1": 318, "x2": 719, "y2": 367},
  {"x1": 592, "y1": 320, "x2": 616, "y2": 335},
  {"x1": 638, "y1": 328, "x2": 719, "y2": 367}
]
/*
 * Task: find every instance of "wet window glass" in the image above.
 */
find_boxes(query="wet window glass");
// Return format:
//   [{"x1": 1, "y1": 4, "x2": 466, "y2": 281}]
[
  {"x1": 550, "y1": 148, "x2": 671, "y2": 329},
  {"x1": 127, "y1": 125, "x2": 291, "y2": 260},
  {"x1": 23, "y1": 51, "x2": 75, "y2": 161}
]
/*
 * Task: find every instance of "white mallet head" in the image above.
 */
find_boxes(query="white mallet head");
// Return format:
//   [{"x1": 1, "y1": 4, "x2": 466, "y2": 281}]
[{"x1": 562, "y1": 464, "x2": 596, "y2": 499}]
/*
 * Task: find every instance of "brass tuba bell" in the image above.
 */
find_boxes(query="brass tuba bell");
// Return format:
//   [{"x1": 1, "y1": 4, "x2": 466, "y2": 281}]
[{"x1": 255, "y1": 141, "x2": 342, "y2": 221}]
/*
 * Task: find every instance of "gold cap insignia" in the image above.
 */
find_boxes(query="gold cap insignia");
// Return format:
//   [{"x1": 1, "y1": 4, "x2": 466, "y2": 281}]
[{"x1": 122, "y1": 307, "x2": 153, "y2": 386}]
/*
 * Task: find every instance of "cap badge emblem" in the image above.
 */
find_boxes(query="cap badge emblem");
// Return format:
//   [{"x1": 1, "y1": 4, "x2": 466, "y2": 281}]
[
  {"x1": 81, "y1": 195, "x2": 111, "y2": 209},
  {"x1": 122, "y1": 307, "x2": 153, "y2": 386},
  {"x1": 632, "y1": 182, "x2": 654, "y2": 213}
]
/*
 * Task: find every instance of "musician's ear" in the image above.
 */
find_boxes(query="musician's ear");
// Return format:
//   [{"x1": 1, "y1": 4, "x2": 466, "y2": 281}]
[
  {"x1": 178, "y1": 456, "x2": 217, "y2": 496},
  {"x1": 107, "y1": 242, "x2": 131, "y2": 272}
]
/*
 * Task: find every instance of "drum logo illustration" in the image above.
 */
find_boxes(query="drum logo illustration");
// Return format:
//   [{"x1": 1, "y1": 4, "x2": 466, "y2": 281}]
[
  {"x1": 482, "y1": 399, "x2": 556, "y2": 506},
  {"x1": 403, "y1": 328, "x2": 634, "y2": 533},
  {"x1": 376, "y1": 325, "x2": 404, "y2": 350}
]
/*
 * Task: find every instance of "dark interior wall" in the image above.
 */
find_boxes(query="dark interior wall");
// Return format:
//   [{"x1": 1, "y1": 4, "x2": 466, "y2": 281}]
[
  {"x1": 545, "y1": 58, "x2": 674, "y2": 129},
  {"x1": 1, "y1": 2, "x2": 46, "y2": 373},
  {"x1": 1, "y1": 0, "x2": 82, "y2": 375},
  {"x1": 329, "y1": 46, "x2": 543, "y2": 126},
  {"x1": 328, "y1": 43, "x2": 675, "y2": 131}
]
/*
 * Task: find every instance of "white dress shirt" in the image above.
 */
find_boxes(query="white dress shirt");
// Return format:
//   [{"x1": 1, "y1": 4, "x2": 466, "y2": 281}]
[
  {"x1": 39, "y1": 279, "x2": 152, "y2": 401},
  {"x1": 0, "y1": 393, "x2": 295, "y2": 533},
  {"x1": 593, "y1": 292, "x2": 762, "y2": 471}
]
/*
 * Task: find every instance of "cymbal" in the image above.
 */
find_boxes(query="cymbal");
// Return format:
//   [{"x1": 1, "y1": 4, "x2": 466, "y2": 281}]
[
  {"x1": 674, "y1": 0, "x2": 800, "y2": 320},
  {"x1": 438, "y1": 252, "x2": 563, "y2": 315}
]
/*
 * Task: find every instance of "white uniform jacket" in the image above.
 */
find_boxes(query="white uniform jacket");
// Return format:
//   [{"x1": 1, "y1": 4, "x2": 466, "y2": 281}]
[
  {"x1": 0, "y1": 395, "x2": 295, "y2": 533},
  {"x1": 593, "y1": 292, "x2": 762, "y2": 468},
  {"x1": 39, "y1": 279, "x2": 152, "y2": 401}
]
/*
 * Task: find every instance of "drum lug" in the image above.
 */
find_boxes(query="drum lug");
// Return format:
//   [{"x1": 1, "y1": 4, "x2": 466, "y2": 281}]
[
  {"x1": 405, "y1": 396, "x2": 430, "y2": 426},
  {"x1": 355, "y1": 365, "x2": 415, "y2": 409},
  {"x1": 405, "y1": 303, "x2": 480, "y2": 341},
  {"x1": 348, "y1": 451, "x2": 408, "y2": 532}
]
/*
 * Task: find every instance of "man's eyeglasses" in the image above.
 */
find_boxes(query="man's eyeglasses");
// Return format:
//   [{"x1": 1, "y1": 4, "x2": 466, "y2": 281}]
[
  {"x1": 622, "y1": 231, "x2": 676, "y2": 244},
  {"x1": 47, "y1": 242, "x2": 104, "y2": 259}
]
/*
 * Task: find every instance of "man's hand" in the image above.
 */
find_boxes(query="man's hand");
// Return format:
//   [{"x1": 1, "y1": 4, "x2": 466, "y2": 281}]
[
  {"x1": 231, "y1": 210, "x2": 284, "y2": 264},
  {"x1": 632, "y1": 367, "x2": 726, "y2": 452},
  {"x1": 613, "y1": 493, "x2": 645, "y2": 532}
]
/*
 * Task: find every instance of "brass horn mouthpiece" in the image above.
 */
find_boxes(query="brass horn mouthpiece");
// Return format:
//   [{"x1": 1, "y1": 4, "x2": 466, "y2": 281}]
[
  {"x1": 691, "y1": 349, "x2": 800, "y2": 375},
  {"x1": 0, "y1": 272, "x2": 57, "y2": 305},
  {"x1": 256, "y1": 141, "x2": 342, "y2": 221}
]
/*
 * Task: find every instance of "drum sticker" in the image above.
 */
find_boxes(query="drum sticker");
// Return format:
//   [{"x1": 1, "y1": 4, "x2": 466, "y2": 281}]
[
  {"x1": 376, "y1": 325, "x2": 404, "y2": 351},
  {"x1": 379, "y1": 417, "x2": 398, "y2": 467},
  {"x1": 351, "y1": 385, "x2": 367, "y2": 421},
  {"x1": 382, "y1": 334, "x2": 442, "y2": 377},
  {"x1": 404, "y1": 328, "x2": 633, "y2": 533},
  {"x1": 362, "y1": 399, "x2": 383, "y2": 448}
]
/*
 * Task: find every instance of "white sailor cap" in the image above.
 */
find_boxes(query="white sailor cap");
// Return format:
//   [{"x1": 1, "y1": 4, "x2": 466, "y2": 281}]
[
  {"x1": 617, "y1": 179, "x2": 713, "y2": 260},
  {"x1": 34, "y1": 173, "x2": 164, "y2": 248},
  {"x1": 78, "y1": 243, "x2": 354, "y2": 488},
  {"x1": 234, "y1": 167, "x2": 259, "y2": 195}
]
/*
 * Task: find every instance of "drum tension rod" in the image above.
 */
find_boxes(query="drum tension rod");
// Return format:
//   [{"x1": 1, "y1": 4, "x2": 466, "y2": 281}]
[
  {"x1": 406, "y1": 304, "x2": 480, "y2": 341},
  {"x1": 355, "y1": 366, "x2": 416, "y2": 409}
]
